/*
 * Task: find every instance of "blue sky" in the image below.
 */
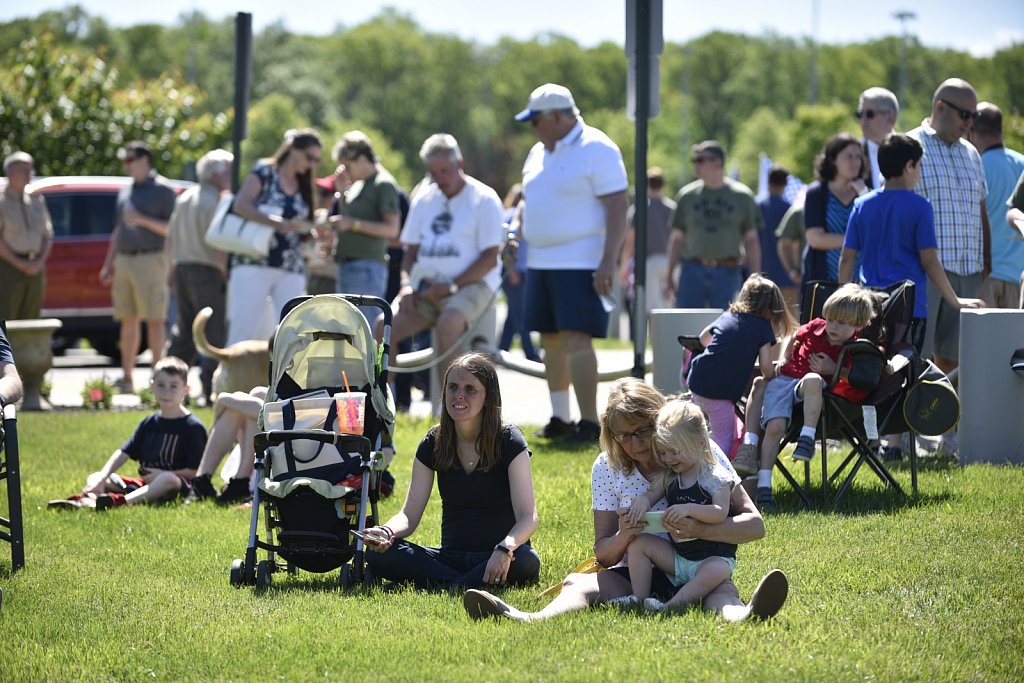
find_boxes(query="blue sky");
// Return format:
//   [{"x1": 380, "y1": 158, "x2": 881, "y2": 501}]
[{"x1": 2, "y1": 1, "x2": 1021, "y2": 56}]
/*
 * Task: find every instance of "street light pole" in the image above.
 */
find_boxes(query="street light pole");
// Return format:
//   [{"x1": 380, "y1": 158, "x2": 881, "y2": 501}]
[{"x1": 893, "y1": 10, "x2": 917, "y2": 110}]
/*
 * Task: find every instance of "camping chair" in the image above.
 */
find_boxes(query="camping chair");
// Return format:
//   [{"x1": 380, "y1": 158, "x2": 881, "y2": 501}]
[
  {"x1": 1, "y1": 399, "x2": 25, "y2": 575},
  {"x1": 772, "y1": 280, "x2": 925, "y2": 508}
]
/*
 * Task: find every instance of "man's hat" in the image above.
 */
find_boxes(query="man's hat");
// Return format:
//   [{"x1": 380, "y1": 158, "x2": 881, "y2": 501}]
[
  {"x1": 514, "y1": 83, "x2": 580, "y2": 122},
  {"x1": 691, "y1": 140, "x2": 726, "y2": 162}
]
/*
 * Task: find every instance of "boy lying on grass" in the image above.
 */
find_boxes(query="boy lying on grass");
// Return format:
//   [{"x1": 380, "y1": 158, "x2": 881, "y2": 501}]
[{"x1": 49, "y1": 356, "x2": 207, "y2": 511}]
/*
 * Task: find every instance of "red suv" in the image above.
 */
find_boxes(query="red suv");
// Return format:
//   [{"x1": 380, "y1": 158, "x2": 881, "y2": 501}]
[{"x1": 3, "y1": 176, "x2": 194, "y2": 359}]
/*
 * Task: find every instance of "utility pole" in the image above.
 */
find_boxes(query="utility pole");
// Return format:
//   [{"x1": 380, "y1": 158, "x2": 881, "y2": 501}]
[
  {"x1": 809, "y1": 0, "x2": 820, "y2": 105},
  {"x1": 893, "y1": 10, "x2": 917, "y2": 110}
]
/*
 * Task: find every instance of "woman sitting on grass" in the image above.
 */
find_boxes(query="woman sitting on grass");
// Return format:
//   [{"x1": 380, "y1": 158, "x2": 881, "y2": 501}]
[
  {"x1": 360, "y1": 352, "x2": 540, "y2": 589},
  {"x1": 463, "y1": 377, "x2": 787, "y2": 622}
]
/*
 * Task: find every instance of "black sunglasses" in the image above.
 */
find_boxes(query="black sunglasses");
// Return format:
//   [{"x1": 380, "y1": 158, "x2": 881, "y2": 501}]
[
  {"x1": 856, "y1": 109, "x2": 879, "y2": 119},
  {"x1": 939, "y1": 99, "x2": 977, "y2": 122}
]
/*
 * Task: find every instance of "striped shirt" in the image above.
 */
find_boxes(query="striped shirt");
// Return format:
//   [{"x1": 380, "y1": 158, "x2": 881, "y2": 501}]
[{"x1": 907, "y1": 119, "x2": 988, "y2": 276}]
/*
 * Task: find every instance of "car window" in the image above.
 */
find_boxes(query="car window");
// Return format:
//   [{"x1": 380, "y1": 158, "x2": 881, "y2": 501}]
[{"x1": 45, "y1": 192, "x2": 117, "y2": 238}]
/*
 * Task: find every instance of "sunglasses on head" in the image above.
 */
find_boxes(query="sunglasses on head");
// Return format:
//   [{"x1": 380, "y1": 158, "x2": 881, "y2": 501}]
[{"x1": 939, "y1": 98, "x2": 977, "y2": 122}]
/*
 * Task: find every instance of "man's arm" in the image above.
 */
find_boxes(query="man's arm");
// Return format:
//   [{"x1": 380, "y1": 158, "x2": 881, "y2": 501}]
[
  {"x1": 452, "y1": 246, "x2": 499, "y2": 288},
  {"x1": 665, "y1": 229, "x2": 684, "y2": 299},
  {"x1": 0, "y1": 360, "x2": 23, "y2": 409},
  {"x1": 920, "y1": 248, "x2": 984, "y2": 309},
  {"x1": 980, "y1": 200, "x2": 991, "y2": 279},
  {"x1": 742, "y1": 228, "x2": 761, "y2": 274},
  {"x1": 595, "y1": 190, "x2": 629, "y2": 289}
]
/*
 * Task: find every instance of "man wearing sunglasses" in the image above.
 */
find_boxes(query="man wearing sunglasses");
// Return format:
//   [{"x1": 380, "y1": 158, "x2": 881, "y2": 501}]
[
  {"x1": 856, "y1": 87, "x2": 899, "y2": 190},
  {"x1": 664, "y1": 140, "x2": 761, "y2": 310},
  {"x1": 908, "y1": 78, "x2": 990, "y2": 455},
  {"x1": 513, "y1": 83, "x2": 629, "y2": 445},
  {"x1": 99, "y1": 141, "x2": 177, "y2": 394}
]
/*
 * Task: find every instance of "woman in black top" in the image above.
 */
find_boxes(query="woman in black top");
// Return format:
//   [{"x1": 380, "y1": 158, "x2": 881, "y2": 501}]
[{"x1": 363, "y1": 352, "x2": 540, "y2": 589}]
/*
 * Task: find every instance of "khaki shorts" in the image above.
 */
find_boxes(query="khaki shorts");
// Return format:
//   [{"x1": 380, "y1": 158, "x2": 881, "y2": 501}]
[
  {"x1": 414, "y1": 281, "x2": 492, "y2": 326},
  {"x1": 979, "y1": 277, "x2": 1022, "y2": 310},
  {"x1": 113, "y1": 251, "x2": 167, "y2": 321}
]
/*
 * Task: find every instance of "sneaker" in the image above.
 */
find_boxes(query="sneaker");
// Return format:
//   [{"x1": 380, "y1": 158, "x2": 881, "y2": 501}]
[
  {"x1": 216, "y1": 477, "x2": 252, "y2": 506},
  {"x1": 185, "y1": 474, "x2": 217, "y2": 503},
  {"x1": 606, "y1": 595, "x2": 640, "y2": 608},
  {"x1": 535, "y1": 417, "x2": 575, "y2": 440},
  {"x1": 48, "y1": 494, "x2": 86, "y2": 510},
  {"x1": 746, "y1": 569, "x2": 789, "y2": 620},
  {"x1": 643, "y1": 597, "x2": 667, "y2": 612},
  {"x1": 94, "y1": 493, "x2": 126, "y2": 511},
  {"x1": 881, "y1": 446, "x2": 903, "y2": 462},
  {"x1": 791, "y1": 435, "x2": 816, "y2": 462},
  {"x1": 112, "y1": 377, "x2": 135, "y2": 394},
  {"x1": 732, "y1": 443, "x2": 759, "y2": 477},
  {"x1": 755, "y1": 486, "x2": 774, "y2": 510},
  {"x1": 564, "y1": 419, "x2": 601, "y2": 446}
]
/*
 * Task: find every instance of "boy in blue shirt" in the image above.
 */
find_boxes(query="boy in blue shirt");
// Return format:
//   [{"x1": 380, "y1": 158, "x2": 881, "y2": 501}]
[
  {"x1": 839, "y1": 134, "x2": 984, "y2": 349},
  {"x1": 49, "y1": 356, "x2": 207, "y2": 511}
]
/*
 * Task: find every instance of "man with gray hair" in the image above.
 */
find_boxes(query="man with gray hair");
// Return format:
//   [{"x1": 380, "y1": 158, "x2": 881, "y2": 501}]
[
  {"x1": 968, "y1": 102, "x2": 1024, "y2": 309},
  {"x1": 0, "y1": 151, "x2": 52, "y2": 319},
  {"x1": 378, "y1": 133, "x2": 503, "y2": 391},
  {"x1": 165, "y1": 148, "x2": 233, "y2": 402},
  {"x1": 857, "y1": 87, "x2": 899, "y2": 189}
]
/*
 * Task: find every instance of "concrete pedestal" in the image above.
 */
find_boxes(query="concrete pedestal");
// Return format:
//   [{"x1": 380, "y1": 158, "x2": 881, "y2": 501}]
[
  {"x1": 5, "y1": 318, "x2": 62, "y2": 411},
  {"x1": 650, "y1": 308, "x2": 722, "y2": 396},
  {"x1": 958, "y1": 309, "x2": 1024, "y2": 465}
]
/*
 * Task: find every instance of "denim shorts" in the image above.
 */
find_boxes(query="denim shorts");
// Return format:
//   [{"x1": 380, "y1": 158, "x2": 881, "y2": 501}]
[
  {"x1": 524, "y1": 268, "x2": 608, "y2": 337},
  {"x1": 668, "y1": 554, "x2": 736, "y2": 587},
  {"x1": 760, "y1": 375, "x2": 804, "y2": 429}
]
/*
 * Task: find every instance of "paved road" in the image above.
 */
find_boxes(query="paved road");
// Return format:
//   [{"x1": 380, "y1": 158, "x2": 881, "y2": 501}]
[{"x1": 44, "y1": 347, "x2": 650, "y2": 428}]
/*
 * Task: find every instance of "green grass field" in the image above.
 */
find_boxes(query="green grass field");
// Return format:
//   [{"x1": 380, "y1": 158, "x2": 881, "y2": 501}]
[{"x1": 1, "y1": 409, "x2": 1022, "y2": 682}]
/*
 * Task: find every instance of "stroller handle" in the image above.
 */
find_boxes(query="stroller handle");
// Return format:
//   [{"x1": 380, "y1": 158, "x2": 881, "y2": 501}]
[{"x1": 254, "y1": 430, "x2": 371, "y2": 456}]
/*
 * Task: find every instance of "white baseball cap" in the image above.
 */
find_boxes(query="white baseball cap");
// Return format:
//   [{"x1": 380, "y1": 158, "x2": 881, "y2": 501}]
[{"x1": 514, "y1": 83, "x2": 580, "y2": 122}]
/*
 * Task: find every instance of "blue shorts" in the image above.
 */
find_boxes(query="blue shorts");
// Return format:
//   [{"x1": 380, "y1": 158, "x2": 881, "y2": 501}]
[
  {"x1": 668, "y1": 554, "x2": 736, "y2": 587},
  {"x1": 524, "y1": 269, "x2": 608, "y2": 337},
  {"x1": 760, "y1": 375, "x2": 805, "y2": 430}
]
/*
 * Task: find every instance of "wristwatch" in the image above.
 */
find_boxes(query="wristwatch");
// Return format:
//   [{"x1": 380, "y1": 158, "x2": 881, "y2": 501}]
[
  {"x1": 494, "y1": 543, "x2": 514, "y2": 558},
  {"x1": 351, "y1": 219, "x2": 362, "y2": 232},
  {"x1": 448, "y1": 282, "x2": 459, "y2": 296}
]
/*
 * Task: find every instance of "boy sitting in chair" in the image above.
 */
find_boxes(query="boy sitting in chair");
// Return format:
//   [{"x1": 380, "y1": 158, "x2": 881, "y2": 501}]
[
  {"x1": 49, "y1": 356, "x2": 207, "y2": 511},
  {"x1": 755, "y1": 284, "x2": 876, "y2": 509}
]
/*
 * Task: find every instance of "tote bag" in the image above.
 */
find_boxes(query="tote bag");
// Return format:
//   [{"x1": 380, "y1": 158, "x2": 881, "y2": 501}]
[
  {"x1": 263, "y1": 396, "x2": 347, "y2": 478},
  {"x1": 204, "y1": 194, "x2": 275, "y2": 258}
]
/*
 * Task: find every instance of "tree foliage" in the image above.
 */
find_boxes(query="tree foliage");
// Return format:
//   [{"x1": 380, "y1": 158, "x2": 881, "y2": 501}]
[{"x1": 2, "y1": 7, "x2": 1023, "y2": 195}]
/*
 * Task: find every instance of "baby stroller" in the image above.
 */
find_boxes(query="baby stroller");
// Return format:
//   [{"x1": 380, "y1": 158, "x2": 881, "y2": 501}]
[{"x1": 229, "y1": 294, "x2": 394, "y2": 590}]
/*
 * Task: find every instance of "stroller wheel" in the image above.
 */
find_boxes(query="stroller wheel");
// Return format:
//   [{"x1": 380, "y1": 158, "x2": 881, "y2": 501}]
[
  {"x1": 339, "y1": 564, "x2": 353, "y2": 589},
  {"x1": 256, "y1": 560, "x2": 273, "y2": 589},
  {"x1": 229, "y1": 559, "x2": 244, "y2": 587}
]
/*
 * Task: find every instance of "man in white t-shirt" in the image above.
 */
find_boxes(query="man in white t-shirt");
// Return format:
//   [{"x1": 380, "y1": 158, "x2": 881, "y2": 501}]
[
  {"x1": 514, "y1": 83, "x2": 629, "y2": 444},
  {"x1": 378, "y1": 133, "x2": 503, "y2": 388}
]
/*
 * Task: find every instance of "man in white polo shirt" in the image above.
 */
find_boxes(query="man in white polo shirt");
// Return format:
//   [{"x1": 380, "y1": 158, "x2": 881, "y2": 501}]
[{"x1": 514, "y1": 83, "x2": 629, "y2": 444}]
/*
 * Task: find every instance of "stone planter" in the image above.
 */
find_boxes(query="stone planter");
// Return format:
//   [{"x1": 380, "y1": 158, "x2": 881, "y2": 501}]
[{"x1": 5, "y1": 318, "x2": 62, "y2": 411}]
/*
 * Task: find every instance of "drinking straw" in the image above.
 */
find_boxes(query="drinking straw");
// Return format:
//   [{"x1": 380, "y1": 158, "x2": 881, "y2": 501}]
[{"x1": 341, "y1": 370, "x2": 352, "y2": 393}]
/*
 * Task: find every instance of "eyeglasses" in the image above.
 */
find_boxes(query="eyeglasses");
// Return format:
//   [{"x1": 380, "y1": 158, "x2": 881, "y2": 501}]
[
  {"x1": 612, "y1": 425, "x2": 655, "y2": 443},
  {"x1": 855, "y1": 109, "x2": 879, "y2": 119},
  {"x1": 939, "y1": 99, "x2": 977, "y2": 122}
]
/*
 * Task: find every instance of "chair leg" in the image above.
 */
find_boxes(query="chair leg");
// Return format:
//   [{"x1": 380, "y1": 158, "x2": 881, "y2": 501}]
[
  {"x1": 909, "y1": 431, "x2": 919, "y2": 496},
  {"x1": 775, "y1": 460, "x2": 815, "y2": 509},
  {"x1": 819, "y1": 414, "x2": 830, "y2": 507},
  {"x1": 2, "y1": 416, "x2": 24, "y2": 572}
]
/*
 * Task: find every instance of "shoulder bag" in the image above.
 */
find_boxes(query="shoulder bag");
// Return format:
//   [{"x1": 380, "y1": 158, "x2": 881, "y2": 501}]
[{"x1": 204, "y1": 193, "x2": 275, "y2": 258}]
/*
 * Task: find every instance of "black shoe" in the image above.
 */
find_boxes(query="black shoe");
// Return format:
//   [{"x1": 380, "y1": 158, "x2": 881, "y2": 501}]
[
  {"x1": 747, "y1": 569, "x2": 789, "y2": 620},
  {"x1": 791, "y1": 435, "x2": 816, "y2": 462},
  {"x1": 216, "y1": 477, "x2": 252, "y2": 505},
  {"x1": 564, "y1": 419, "x2": 601, "y2": 446},
  {"x1": 535, "y1": 417, "x2": 575, "y2": 440},
  {"x1": 185, "y1": 474, "x2": 217, "y2": 503},
  {"x1": 881, "y1": 446, "x2": 903, "y2": 462}
]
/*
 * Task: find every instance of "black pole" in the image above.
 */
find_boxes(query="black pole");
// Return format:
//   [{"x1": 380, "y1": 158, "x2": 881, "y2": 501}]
[
  {"x1": 631, "y1": 0, "x2": 650, "y2": 379},
  {"x1": 231, "y1": 12, "x2": 253, "y2": 193}
]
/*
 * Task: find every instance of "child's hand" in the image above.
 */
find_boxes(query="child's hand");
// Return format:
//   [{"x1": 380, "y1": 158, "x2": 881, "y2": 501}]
[
  {"x1": 808, "y1": 352, "x2": 836, "y2": 375},
  {"x1": 663, "y1": 504, "x2": 690, "y2": 525},
  {"x1": 626, "y1": 496, "x2": 651, "y2": 524}
]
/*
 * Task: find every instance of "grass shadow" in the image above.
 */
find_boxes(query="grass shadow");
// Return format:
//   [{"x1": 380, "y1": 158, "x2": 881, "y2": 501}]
[{"x1": 770, "y1": 477, "x2": 954, "y2": 516}]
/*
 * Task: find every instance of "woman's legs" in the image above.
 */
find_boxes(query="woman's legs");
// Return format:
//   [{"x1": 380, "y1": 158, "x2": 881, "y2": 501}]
[
  {"x1": 269, "y1": 271, "x2": 306, "y2": 322},
  {"x1": 464, "y1": 569, "x2": 633, "y2": 622},
  {"x1": 226, "y1": 265, "x2": 275, "y2": 345}
]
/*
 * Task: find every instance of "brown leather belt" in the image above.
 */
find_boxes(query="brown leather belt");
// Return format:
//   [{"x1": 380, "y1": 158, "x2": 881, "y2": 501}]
[
  {"x1": 13, "y1": 250, "x2": 38, "y2": 260},
  {"x1": 118, "y1": 248, "x2": 163, "y2": 256},
  {"x1": 688, "y1": 257, "x2": 740, "y2": 268}
]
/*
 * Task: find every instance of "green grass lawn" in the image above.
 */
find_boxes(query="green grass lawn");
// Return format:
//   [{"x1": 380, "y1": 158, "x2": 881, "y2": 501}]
[{"x1": 1, "y1": 409, "x2": 1022, "y2": 682}]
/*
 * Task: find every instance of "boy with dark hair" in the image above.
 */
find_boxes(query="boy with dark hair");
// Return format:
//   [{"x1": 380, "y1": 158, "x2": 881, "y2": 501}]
[
  {"x1": 49, "y1": 356, "x2": 207, "y2": 511},
  {"x1": 755, "y1": 284, "x2": 876, "y2": 508},
  {"x1": 840, "y1": 134, "x2": 984, "y2": 351}
]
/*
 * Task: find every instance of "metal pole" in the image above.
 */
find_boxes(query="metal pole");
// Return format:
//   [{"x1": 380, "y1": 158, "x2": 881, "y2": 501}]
[
  {"x1": 632, "y1": 0, "x2": 651, "y2": 379},
  {"x1": 231, "y1": 12, "x2": 253, "y2": 193}
]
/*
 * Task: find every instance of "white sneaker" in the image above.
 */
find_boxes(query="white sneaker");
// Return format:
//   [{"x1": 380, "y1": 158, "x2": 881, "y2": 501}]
[{"x1": 643, "y1": 597, "x2": 667, "y2": 612}]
